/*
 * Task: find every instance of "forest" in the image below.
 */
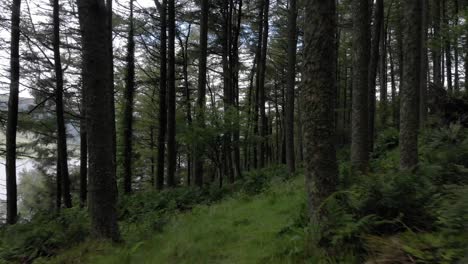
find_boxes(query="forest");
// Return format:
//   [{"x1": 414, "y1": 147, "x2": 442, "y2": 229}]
[{"x1": 0, "y1": 0, "x2": 467, "y2": 262}]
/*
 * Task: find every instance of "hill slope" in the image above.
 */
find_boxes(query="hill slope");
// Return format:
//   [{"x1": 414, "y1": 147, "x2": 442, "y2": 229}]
[{"x1": 44, "y1": 177, "x2": 305, "y2": 264}]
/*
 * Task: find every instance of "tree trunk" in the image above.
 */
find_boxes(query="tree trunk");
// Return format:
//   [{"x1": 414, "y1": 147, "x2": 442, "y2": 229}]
[
  {"x1": 285, "y1": 0, "x2": 297, "y2": 174},
  {"x1": 380, "y1": 7, "x2": 389, "y2": 127},
  {"x1": 221, "y1": 0, "x2": 234, "y2": 183},
  {"x1": 156, "y1": 0, "x2": 167, "y2": 190},
  {"x1": 453, "y1": 0, "x2": 459, "y2": 93},
  {"x1": 432, "y1": 0, "x2": 442, "y2": 87},
  {"x1": 53, "y1": 0, "x2": 72, "y2": 208},
  {"x1": 78, "y1": 0, "x2": 120, "y2": 240},
  {"x1": 178, "y1": 25, "x2": 192, "y2": 186},
  {"x1": 166, "y1": 0, "x2": 177, "y2": 187},
  {"x1": 303, "y1": 0, "x2": 339, "y2": 224},
  {"x1": 194, "y1": 0, "x2": 208, "y2": 187},
  {"x1": 389, "y1": 39, "x2": 399, "y2": 127},
  {"x1": 6, "y1": 0, "x2": 21, "y2": 225},
  {"x1": 465, "y1": 10, "x2": 468, "y2": 94},
  {"x1": 258, "y1": 0, "x2": 269, "y2": 169},
  {"x1": 443, "y1": 0, "x2": 453, "y2": 93},
  {"x1": 122, "y1": 0, "x2": 135, "y2": 194},
  {"x1": 56, "y1": 154, "x2": 62, "y2": 211},
  {"x1": 368, "y1": 0, "x2": 383, "y2": 152},
  {"x1": 351, "y1": 0, "x2": 370, "y2": 172},
  {"x1": 79, "y1": 99, "x2": 87, "y2": 208},
  {"x1": 400, "y1": 0, "x2": 422, "y2": 170},
  {"x1": 231, "y1": 0, "x2": 243, "y2": 180},
  {"x1": 420, "y1": 0, "x2": 428, "y2": 127},
  {"x1": 253, "y1": 0, "x2": 265, "y2": 169},
  {"x1": 106, "y1": 0, "x2": 116, "y2": 182}
]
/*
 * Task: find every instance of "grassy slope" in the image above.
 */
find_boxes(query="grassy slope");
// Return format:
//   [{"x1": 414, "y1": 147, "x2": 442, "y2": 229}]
[{"x1": 45, "y1": 177, "x2": 305, "y2": 264}]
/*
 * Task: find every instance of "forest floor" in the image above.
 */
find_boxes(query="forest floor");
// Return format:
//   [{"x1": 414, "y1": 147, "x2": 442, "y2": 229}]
[{"x1": 44, "y1": 176, "x2": 305, "y2": 264}]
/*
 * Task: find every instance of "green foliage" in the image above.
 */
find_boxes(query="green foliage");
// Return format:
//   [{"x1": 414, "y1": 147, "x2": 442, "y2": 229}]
[
  {"x1": 279, "y1": 125, "x2": 468, "y2": 263},
  {"x1": 5, "y1": 124, "x2": 468, "y2": 264},
  {"x1": 0, "y1": 208, "x2": 89, "y2": 263},
  {"x1": 372, "y1": 127, "x2": 399, "y2": 159},
  {"x1": 81, "y1": 177, "x2": 304, "y2": 264},
  {"x1": 236, "y1": 165, "x2": 289, "y2": 195}
]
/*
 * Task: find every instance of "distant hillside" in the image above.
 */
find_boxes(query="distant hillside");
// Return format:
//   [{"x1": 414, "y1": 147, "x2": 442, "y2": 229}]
[{"x1": 0, "y1": 95, "x2": 35, "y2": 113}]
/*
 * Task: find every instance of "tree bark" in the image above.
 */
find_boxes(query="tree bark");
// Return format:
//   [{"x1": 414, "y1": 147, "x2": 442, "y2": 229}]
[
  {"x1": 380, "y1": 6, "x2": 389, "y2": 126},
  {"x1": 122, "y1": 0, "x2": 135, "y2": 194},
  {"x1": 285, "y1": 0, "x2": 297, "y2": 174},
  {"x1": 79, "y1": 98, "x2": 87, "y2": 208},
  {"x1": 231, "y1": 0, "x2": 242, "y2": 180},
  {"x1": 253, "y1": 0, "x2": 265, "y2": 169},
  {"x1": 106, "y1": 0, "x2": 116, "y2": 182},
  {"x1": 258, "y1": 0, "x2": 269, "y2": 169},
  {"x1": 400, "y1": 0, "x2": 422, "y2": 170},
  {"x1": 351, "y1": 0, "x2": 370, "y2": 172},
  {"x1": 6, "y1": 0, "x2": 21, "y2": 225},
  {"x1": 453, "y1": 0, "x2": 459, "y2": 93},
  {"x1": 56, "y1": 154, "x2": 62, "y2": 211},
  {"x1": 194, "y1": 0, "x2": 208, "y2": 187},
  {"x1": 78, "y1": 0, "x2": 120, "y2": 240},
  {"x1": 303, "y1": 0, "x2": 338, "y2": 224},
  {"x1": 368, "y1": 0, "x2": 383, "y2": 152},
  {"x1": 420, "y1": 0, "x2": 428, "y2": 127},
  {"x1": 156, "y1": 0, "x2": 167, "y2": 190},
  {"x1": 53, "y1": 0, "x2": 72, "y2": 208},
  {"x1": 389, "y1": 38, "x2": 399, "y2": 127},
  {"x1": 443, "y1": 0, "x2": 453, "y2": 93},
  {"x1": 432, "y1": 0, "x2": 442, "y2": 87},
  {"x1": 166, "y1": 0, "x2": 177, "y2": 187},
  {"x1": 178, "y1": 24, "x2": 192, "y2": 186},
  {"x1": 221, "y1": 0, "x2": 234, "y2": 183}
]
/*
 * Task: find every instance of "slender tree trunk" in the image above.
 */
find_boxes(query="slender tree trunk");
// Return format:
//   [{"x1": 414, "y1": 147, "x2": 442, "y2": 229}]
[
  {"x1": 166, "y1": 0, "x2": 177, "y2": 187},
  {"x1": 465, "y1": 6, "x2": 468, "y2": 94},
  {"x1": 389, "y1": 39, "x2": 399, "y2": 127},
  {"x1": 368, "y1": 0, "x2": 383, "y2": 152},
  {"x1": 380, "y1": 7, "x2": 389, "y2": 126},
  {"x1": 400, "y1": 0, "x2": 422, "y2": 170},
  {"x1": 258, "y1": 0, "x2": 269, "y2": 169},
  {"x1": 221, "y1": 0, "x2": 234, "y2": 183},
  {"x1": 150, "y1": 126, "x2": 156, "y2": 185},
  {"x1": 303, "y1": 0, "x2": 338, "y2": 224},
  {"x1": 56, "y1": 154, "x2": 62, "y2": 211},
  {"x1": 6, "y1": 0, "x2": 21, "y2": 225},
  {"x1": 53, "y1": 0, "x2": 72, "y2": 208},
  {"x1": 285, "y1": 0, "x2": 297, "y2": 174},
  {"x1": 178, "y1": 25, "x2": 192, "y2": 186},
  {"x1": 443, "y1": 0, "x2": 453, "y2": 93},
  {"x1": 78, "y1": 0, "x2": 120, "y2": 240},
  {"x1": 253, "y1": 0, "x2": 265, "y2": 169},
  {"x1": 342, "y1": 59, "x2": 348, "y2": 145},
  {"x1": 106, "y1": 0, "x2": 116, "y2": 181},
  {"x1": 156, "y1": 0, "x2": 167, "y2": 190},
  {"x1": 244, "y1": 56, "x2": 258, "y2": 170},
  {"x1": 351, "y1": 0, "x2": 370, "y2": 172},
  {"x1": 79, "y1": 99, "x2": 87, "y2": 208},
  {"x1": 296, "y1": 85, "x2": 304, "y2": 163},
  {"x1": 420, "y1": 0, "x2": 428, "y2": 127},
  {"x1": 122, "y1": 0, "x2": 135, "y2": 194},
  {"x1": 432, "y1": 0, "x2": 442, "y2": 87},
  {"x1": 194, "y1": 0, "x2": 208, "y2": 187},
  {"x1": 453, "y1": 0, "x2": 459, "y2": 93},
  {"x1": 231, "y1": 0, "x2": 242, "y2": 179}
]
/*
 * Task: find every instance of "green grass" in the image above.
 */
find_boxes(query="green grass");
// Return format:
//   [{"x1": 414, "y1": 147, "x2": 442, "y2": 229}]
[{"x1": 43, "y1": 177, "x2": 305, "y2": 264}]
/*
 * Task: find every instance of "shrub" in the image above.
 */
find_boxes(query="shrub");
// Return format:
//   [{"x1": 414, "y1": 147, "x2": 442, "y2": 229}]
[{"x1": 0, "y1": 208, "x2": 89, "y2": 262}]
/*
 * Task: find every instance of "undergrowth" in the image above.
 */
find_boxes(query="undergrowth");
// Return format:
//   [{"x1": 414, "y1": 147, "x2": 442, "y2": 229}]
[
  {"x1": 1, "y1": 125, "x2": 467, "y2": 263},
  {"x1": 0, "y1": 165, "x2": 291, "y2": 263},
  {"x1": 277, "y1": 124, "x2": 468, "y2": 263}
]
